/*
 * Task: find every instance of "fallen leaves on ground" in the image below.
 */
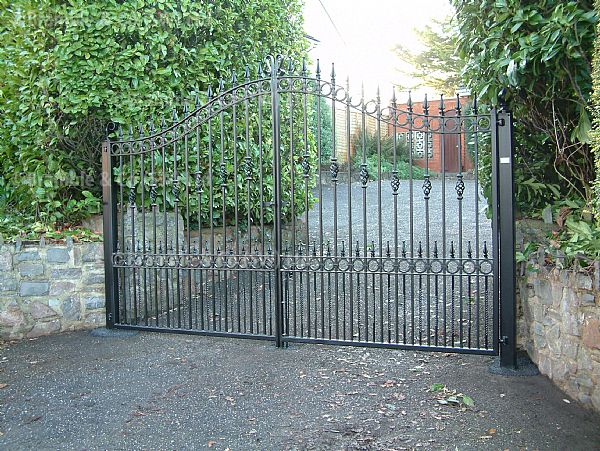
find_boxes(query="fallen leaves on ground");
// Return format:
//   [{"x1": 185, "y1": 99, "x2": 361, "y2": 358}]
[{"x1": 428, "y1": 383, "x2": 475, "y2": 409}]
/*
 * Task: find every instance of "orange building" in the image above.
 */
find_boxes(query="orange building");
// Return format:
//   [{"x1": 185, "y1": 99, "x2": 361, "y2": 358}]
[{"x1": 387, "y1": 96, "x2": 473, "y2": 174}]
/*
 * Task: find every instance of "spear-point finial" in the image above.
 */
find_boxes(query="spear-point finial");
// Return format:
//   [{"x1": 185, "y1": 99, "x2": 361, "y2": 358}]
[
  {"x1": 423, "y1": 93, "x2": 429, "y2": 115},
  {"x1": 287, "y1": 57, "x2": 294, "y2": 74},
  {"x1": 331, "y1": 62, "x2": 336, "y2": 83},
  {"x1": 386, "y1": 241, "x2": 391, "y2": 257},
  {"x1": 472, "y1": 93, "x2": 478, "y2": 114},
  {"x1": 183, "y1": 100, "x2": 189, "y2": 114},
  {"x1": 195, "y1": 92, "x2": 200, "y2": 108},
  {"x1": 172, "y1": 107, "x2": 178, "y2": 122},
  {"x1": 483, "y1": 241, "x2": 488, "y2": 258},
  {"x1": 316, "y1": 59, "x2": 321, "y2": 79},
  {"x1": 160, "y1": 113, "x2": 166, "y2": 129},
  {"x1": 450, "y1": 241, "x2": 455, "y2": 258},
  {"x1": 231, "y1": 70, "x2": 237, "y2": 85},
  {"x1": 257, "y1": 61, "x2": 263, "y2": 77},
  {"x1": 138, "y1": 122, "x2": 144, "y2": 137},
  {"x1": 301, "y1": 57, "x2": 307, "y2": 76},
  {"x1": 418, "y1": 241, "x2": 423, "y2": 258},
  {"x1": 407, "y1": 90, "x2": 413, "y2": 112},
  {"x1": 392, "y1": 86, "x2": 397, "y2": 107},
  {"x1": 355, "y1": 240, "x2": 360, "y2": 257},
  {"x1": 456, "y1": 92, "x2": 461, "y2": 115},
  {"x1": 118, "y1": 126, "x2": 123, "y2": 140},
  {"x1": 128, "y1": 124, "x2": 134, "y2": 139},
  {"x1": 433, "y1": 241, "x2": 438, "y2": 258},
  {"x1": 341, "y1": 240, "x2": 345, "y2": 257},
  {"x1": 149, "y1": 120, "x2": 155, "y2": 133},
  {"x1": 439, "y1": 94, "x2": 445, "y2": 115},
  {"x1": 402, "y1": 240, "x2": 406, "y2": 258},
  {"x1": 244, "y1": 64, "x2": 250, "y2": 82},
  {"x1": 219, "y1": 77, "x2": 224, "y2": 93},
  {"x1": 467, "y1": 241, "x2": 473, "y2": 258},
  {"x1": 207, "y1": 84, "x2": 213, "y2": 98}
]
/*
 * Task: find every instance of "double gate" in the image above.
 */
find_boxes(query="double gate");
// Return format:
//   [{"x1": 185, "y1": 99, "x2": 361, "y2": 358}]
[{"x1": 102, "y1": 55, "x2": 517, "y2": 364}]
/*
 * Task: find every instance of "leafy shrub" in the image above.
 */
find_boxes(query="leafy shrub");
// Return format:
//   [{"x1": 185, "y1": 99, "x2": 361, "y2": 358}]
[
  {"x1": 0, "y1": 0, "x2": 308, "y2": 239},
  {"x1": 453, "y1": 0, "x2": 597, "y2": 216},
  {"x1": 351, "y1": 130, "x2": 426, "y2": 180}
]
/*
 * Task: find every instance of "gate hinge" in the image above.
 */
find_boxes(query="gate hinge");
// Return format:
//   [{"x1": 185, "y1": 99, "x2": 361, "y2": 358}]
[
  {"x1": 499, "y1": 335, "x2": 508, "y2": 345},
  {"x1": 497, "y1": 118, "x2": 506, "y2": 126},
  {"x1": 107, "y1": 312, "x2": 113, "y2": 321}
]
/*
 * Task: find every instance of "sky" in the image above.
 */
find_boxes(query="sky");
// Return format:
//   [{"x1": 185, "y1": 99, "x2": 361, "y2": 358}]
[{"x1": 303, "y1": 0, "x2": 455, "y2": 102}]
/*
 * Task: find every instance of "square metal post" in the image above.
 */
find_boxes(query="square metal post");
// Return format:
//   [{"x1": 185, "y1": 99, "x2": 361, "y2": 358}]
[
  {"x1": 102, "y1": 141, "x2": 119, "y2": 328},
  {"x1": 497, "y1": 107, "x2": 517, "y2": 369}
]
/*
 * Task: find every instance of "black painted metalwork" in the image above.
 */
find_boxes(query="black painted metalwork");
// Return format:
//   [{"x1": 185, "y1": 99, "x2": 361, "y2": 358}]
[{"x1": 102, "y1": 55, "x2": 514, "y2": 358}]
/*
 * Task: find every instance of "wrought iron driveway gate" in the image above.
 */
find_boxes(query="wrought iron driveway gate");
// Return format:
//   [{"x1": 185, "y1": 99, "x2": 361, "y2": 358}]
[{"x1": 102, "y1": 55, "x2": 516, "y2": 363}]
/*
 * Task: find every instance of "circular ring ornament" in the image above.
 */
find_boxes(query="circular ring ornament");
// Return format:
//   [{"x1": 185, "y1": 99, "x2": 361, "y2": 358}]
[
  {"x1": 447, "y1": 260, "x2": 460, "y2": 274},
  {"x1": 167, "y1": 256, "x2": 177, "y2": 268},
  {"x1": 463, "y1": 260, "x2": 476, "y2": 275},
  {"x1": 264, "y1": 257, "x2": 275, "y2": 270},
  {"x1": 414, "y1": 259, "x2": 427, "y2": 273},
  {"x1": 144, "y1": 255, "x2": 155, "y2": 267},
  {"x1": 190, "y1": 256, "x2": 201, "y2": 268},
  {"x1": 397, "y1": 259, "x2": 410, "y2": 274},
  {"x1": 337, "y1": 258, "x2": 349, "y2": 272},
  {"x1": 214, "y1": 256, "x2": 224, "y2": 269},
  {"x1": 179, "y1": 256, "x2": 188, "y2": 268},
  {"x1": 367, "y1": 259, "x2": 380, "y2": 273},
  {"x1": 323, "y1": 257, "x2": 335, "y2": 271},
  {"x1": 479, "y1": 260, "x2": 493, "y2": 275},
  {"x1": 352, "y1": 259, "x2": 365, "y2": 272},
  {"x1": 430, "y1": 259, "x2": 443, "y2": 274},
  {"x1": 310, "y1": 257, "x2": 321, "y2": 271},
  {"x1": 238, "y1": 256, "x2": 249, "y2": 269},
  {"x1": 382, "y1": 258, "x2": 395, "y2": 273}
]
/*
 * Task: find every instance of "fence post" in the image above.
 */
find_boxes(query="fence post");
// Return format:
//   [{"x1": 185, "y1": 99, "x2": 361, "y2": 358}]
[
  {"x1": 270, "y1": 56, "x2": 284, "y2": 347},
  {"x1": 102, "y1": 140, "x2": 118, "y2": 328},
  {"x1": 496, "y1": 100, "x2": 517, "y2": 369}
]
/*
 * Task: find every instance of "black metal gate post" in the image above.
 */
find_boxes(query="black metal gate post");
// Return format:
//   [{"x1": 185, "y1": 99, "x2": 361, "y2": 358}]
[
  {"x1": 102, "y1": 140, "x2": 118, "y2": 328},
  {"x1": 270, "y1": 56, "x2": 285, "y2": 348},
  {"x1": 496, "y1": 101, "x2": 517, "y2": 369}
]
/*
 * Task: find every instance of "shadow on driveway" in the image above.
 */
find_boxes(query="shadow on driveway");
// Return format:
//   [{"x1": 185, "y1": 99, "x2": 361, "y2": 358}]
[{"x1": 1, "y1": 331, "x2": 599, "y2": 450}]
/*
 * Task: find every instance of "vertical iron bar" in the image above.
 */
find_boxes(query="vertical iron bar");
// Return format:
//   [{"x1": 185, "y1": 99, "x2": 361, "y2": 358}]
[{"x1": 271, "y1": 58, "x2": 285, "y2": 347}]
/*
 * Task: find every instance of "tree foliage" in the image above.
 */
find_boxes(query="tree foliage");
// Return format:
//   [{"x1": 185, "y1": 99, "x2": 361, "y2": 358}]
[
  {"x1": 394, "y1": 17, "x2": 463, "y2": 95},
  {"x1": 0, "y1": 0, "x2": 308, "y2": 237},
  {"x1": 452, "y1": 0, "x2": 597, "y2": 216}
]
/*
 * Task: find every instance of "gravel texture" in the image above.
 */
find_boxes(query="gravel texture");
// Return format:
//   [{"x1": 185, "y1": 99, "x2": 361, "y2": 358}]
[
  {"x1": 1, "y1": 331, "x2": 599, "y2": 450},
  {"x1": 308, "y1": 179, "x2": 491, "y2": 257}
]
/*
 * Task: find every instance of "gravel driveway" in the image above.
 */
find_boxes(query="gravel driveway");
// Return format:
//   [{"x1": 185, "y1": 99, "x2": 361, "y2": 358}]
[
  {"x1": 1, "y1": 331, "x2": 599, "y2": 450},
  {"x1": 308, "y1": 178, "x2": 491, "y2": 257}
]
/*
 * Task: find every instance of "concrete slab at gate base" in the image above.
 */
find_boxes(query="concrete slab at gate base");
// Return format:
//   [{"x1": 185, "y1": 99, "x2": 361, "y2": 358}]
[
  {"x1": 0, "y1": 242, "x2": 105, "y2": 340},
  {"x1": 517, "y1": 254, "x2": 600, "y2": 412}
]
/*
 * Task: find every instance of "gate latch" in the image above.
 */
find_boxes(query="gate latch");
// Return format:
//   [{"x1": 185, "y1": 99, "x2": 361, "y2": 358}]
[{"x1": 499, "y1": 335, "x2": 509, "y2": 345}]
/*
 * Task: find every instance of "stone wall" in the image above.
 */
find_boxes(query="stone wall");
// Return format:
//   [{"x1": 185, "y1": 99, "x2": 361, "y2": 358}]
[
  {"x1": 0, "y1": 239, "x2": 105, "y2": 339},
  {"x1": 517, "y1": 256, "x2": 600, "y2": 411}
]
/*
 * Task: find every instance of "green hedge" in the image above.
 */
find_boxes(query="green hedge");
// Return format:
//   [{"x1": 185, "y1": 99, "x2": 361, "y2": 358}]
[{"x1": 0, "y1": 0, "x2": 308, "y2": 238}]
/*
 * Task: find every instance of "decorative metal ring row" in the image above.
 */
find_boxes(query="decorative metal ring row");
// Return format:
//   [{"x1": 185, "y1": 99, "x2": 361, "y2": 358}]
[
  {"x1": 280, "y1": 256, "x2": 493, "y2": 275},
  {"x1": 113, "y1": 253, "x2": 274, "y2": 270},
  {"x1": 113, "y1": 252, "x2": 493, "y2": 275}
]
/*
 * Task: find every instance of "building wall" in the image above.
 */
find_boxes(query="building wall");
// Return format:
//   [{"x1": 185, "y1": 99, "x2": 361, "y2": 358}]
[{"x1": 387, "y1": 97, "x2": 473, "y2": 174}]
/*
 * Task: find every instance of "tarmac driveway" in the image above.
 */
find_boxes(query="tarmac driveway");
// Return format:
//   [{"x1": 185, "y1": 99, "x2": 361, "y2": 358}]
[{"x1": 0, "y1": 331, "x2": 599, "y2": 450}]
